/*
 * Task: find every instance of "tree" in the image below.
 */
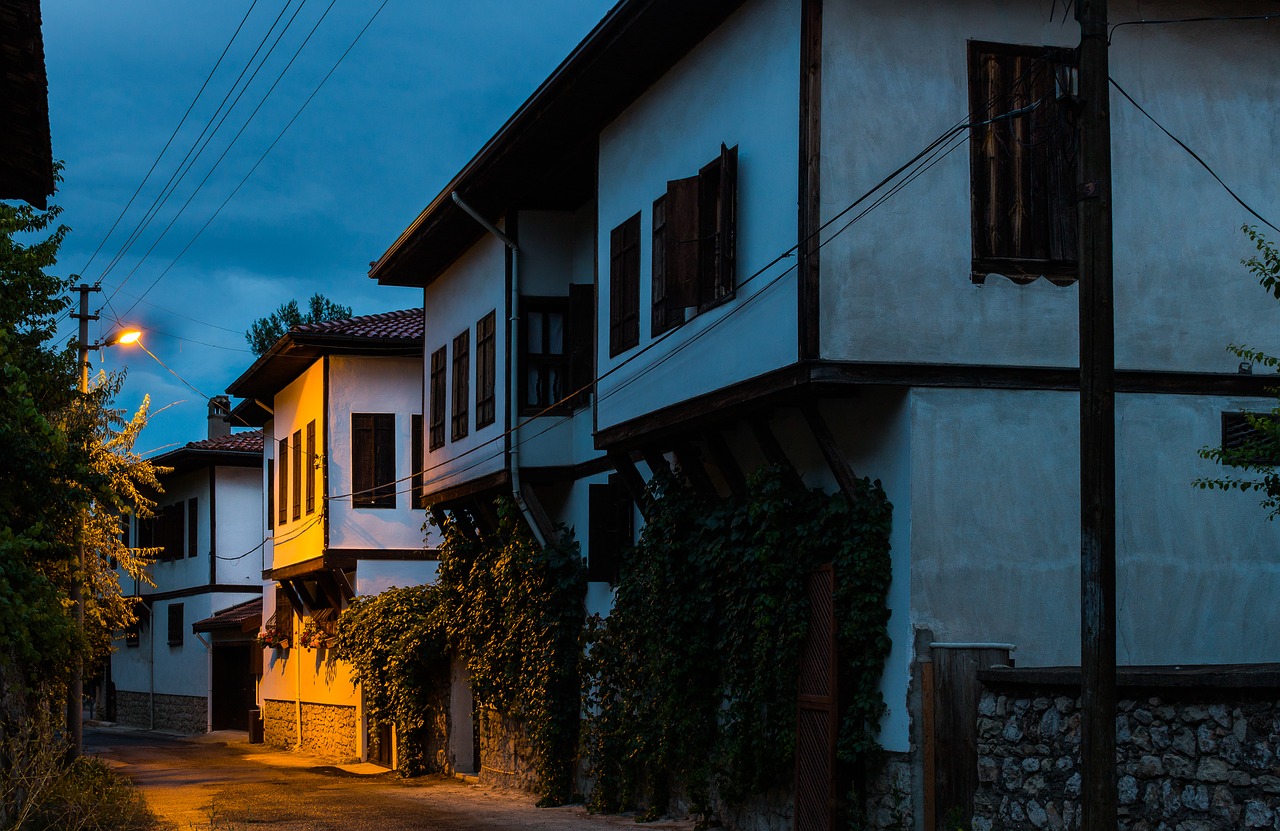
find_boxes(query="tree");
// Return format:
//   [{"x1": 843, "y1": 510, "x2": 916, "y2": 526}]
[
  {"x1": 0, "y1": 196, "x2": 161, "y2": 823},
  {"x1": 1196, "y1": 225, "x2": 1280, "y2": 516},
  {"x1": 244, "y1": 293, "x2": 353, "y2": 355}
]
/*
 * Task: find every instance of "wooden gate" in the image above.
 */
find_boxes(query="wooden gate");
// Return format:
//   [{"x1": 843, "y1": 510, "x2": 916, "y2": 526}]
[{"x1": 795, "y1": 565, "x2": 837, "y2": 831}]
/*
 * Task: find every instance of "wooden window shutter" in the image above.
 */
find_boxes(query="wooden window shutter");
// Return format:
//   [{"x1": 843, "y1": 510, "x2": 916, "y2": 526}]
[
  {"x1": 291, "y1": 429, "x2": 302, "y2": 521},
  {"x1": 187, "y1": 498, "x2": 198, "y2": 557},
  {"x1": 352, "y1": 413, "x2": 374, "y2": 507},
  {"x1": 429, "y1": 347, "x2": 447, "y2": 450},
  {"x1": 305, "y1": 420, "x2": 316, "y2": 514},
  {"x1": 568, "y1": 283, "x2": 594, "y2": 407},
  {"x1": 608, "y1": 214, "x2": 640, "y2": 356},
  {"x1": 476, "y1": 311, "x2": 496, "y2": 429},
  {"x1": 411, "y1": 414, "x2": 425, "y2": 509},
  {"x1": 373, "y1": 413, "x2": 395, "y2": 508},
  {"x1": 452, "y1": 330, "x2": 470, "y2": 441},
  {"x1": 277, "y1": 438, "x2": 288, "y2": 526},
  {"x1": 716, "y1": 143, "x2": 738, "y2": 300},
  {"x1": 697, "y1": 145, "x2": 738, "y2": 307},
  {"x1": 267, "y1": 459, "x2": 274, "y2": 530},
  {"x1": 651, "y1": 195, "x2": 667, "y2": 335},
  {"x1": 167, "y1": 603, "x2": 184, "y2": 646},
  {"x1": 666, "y1": 175, "x2": 700, "y2": 316}
]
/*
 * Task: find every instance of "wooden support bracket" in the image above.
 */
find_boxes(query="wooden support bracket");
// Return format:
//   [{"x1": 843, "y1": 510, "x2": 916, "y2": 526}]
[
  {"x1": 801, "y1": 402, "x2": 861, "y2": 506},
  {"x1": 674, "y1": 441, "x2": 717, "y2": 497},
  {"x1": 749, "y1": 415, "x2": 803, "y2": 490},
  {"x1": 609, "y1": 452, "x2": 651, "y2": 520},
  {"x1": 703, "y1": 430, "x2": 747, "y2": 496}
]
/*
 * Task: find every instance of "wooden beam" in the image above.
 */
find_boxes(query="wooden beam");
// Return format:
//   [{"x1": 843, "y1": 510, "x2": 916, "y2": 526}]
[
  {"x1": 471, "y1": 497, "x2": 499, "y2": 535},
  {"x1": 609, "y1": 452, "x2": 651, "y2": 520},
  {"x1": 313, "y1": 571, "x2": 344, "y2": 610},
  {"x1": 331, "y1": 568, "x2": 355, "y2": 602},
  {"x1": 674, "y1": 442, "x2": 717, "y2": 497},
  {"x1": 797, "y1": 0, "x2": 823, "y2": 360},
  {"x1": 278, "y1": 580, "x2": 307, "y2": 616},
  {"x1": 703, "y1": 430, "x2": 747, "y2": 497},
  {"x1": 517, "y1": 482, "x2": 558, "y2": 545},
  {"x1": 802, "y1": 403, "x2": 861, "y2": 506},
  {"x1": 749, "y1": 416, "x2": 803, "y2": 490},
  {"x1": 641, "y1": 448, "x2": 672, "y2": 479},
  {"x1": 922, "y1": 658, "x2": 937, "y2": 831}
]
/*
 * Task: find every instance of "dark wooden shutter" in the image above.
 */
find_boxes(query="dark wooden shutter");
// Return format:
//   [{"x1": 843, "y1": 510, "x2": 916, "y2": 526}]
[
  {"x1": 305, "y1": 420, "x2": 316, "y2": 514},
  {"x1": 609, "y1": 214, "x2": 640, "y2": 356},
  {"x1": 569, "y1": 284, "x2": 594, "y2": 408},
  {"x1": 651, "y1": 195, "x2": 670, "y2": 335},
  {"x1": 291, "y1": 429, "x2": 302, "y2": 521},
  {"x1": 716, "y1": 143, "x2": 738, "y2": 300},
  {"x1": 277, "y1": 438, "x2": 288, "y2": 526},
  {"x1": 373, "y1": 413, "x2": 395, "y2": 508},
  {"x1": 429, "y1": 347, "x2": 447, "y2": 450},
  {"x1": 476, "y1": 311, "x2": 496, "y2": 428},
  {"x1": 452, "y1": 330, "x2": 470, "y2": 441},
  {"x1": 267, "y1": 459, "x2": 275, "y2": 530},
  {"x1": 167, "y1": 603, "x2": 184, "y2": 646},
  {"x1": 352, "y1": 413, "x2": 374, "y2": 507},
  {"x1": 666, "y1": 176, "x2": 700, "y2": 316},
  {"x1": 187, "y1": 497, "x2": 198, "y2": 557},
  {"x1": 411, "y1": 414, "x2": 425, "y2": 509}
]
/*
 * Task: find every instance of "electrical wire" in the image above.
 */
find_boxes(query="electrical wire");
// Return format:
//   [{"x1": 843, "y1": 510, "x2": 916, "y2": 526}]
[
  {"x1": 1109, "y1": 76, "x2": 1280, "y2": 235},
  {"x1": 1109, "y1": 14, "x2": 1280, "y2": 44}
]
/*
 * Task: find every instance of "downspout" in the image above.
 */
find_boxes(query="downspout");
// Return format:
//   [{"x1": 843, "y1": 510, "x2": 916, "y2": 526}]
[
  {"x1": 451, "y1": 192, "x2": 546, "y2": 546},
  {"x1": 196, "y1": 633, "x2": 213, "y2": 732}
]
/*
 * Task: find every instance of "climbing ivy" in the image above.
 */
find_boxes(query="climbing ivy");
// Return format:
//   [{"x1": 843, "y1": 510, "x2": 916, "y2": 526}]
[
  {"x1": 333, "y1": 584, "x2": 449, "y2": 775},
  {"x1": 434, "y1": 500, "x2": 587, "y2": 806},
  {"x1": 582, "y1": 466, "x2": 893, "y2": 824}
]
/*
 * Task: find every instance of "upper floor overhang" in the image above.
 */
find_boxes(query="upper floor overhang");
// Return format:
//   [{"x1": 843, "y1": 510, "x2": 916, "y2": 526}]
[
  {"x1": 0, "y1": 0, "x2": 55, "y2": 209},
  {"x1": 226, "y1": 309, "x2": 424, "y2": 422},
  {"x1": 368, "y1": 0, "x2": 748, "y2": 289}
]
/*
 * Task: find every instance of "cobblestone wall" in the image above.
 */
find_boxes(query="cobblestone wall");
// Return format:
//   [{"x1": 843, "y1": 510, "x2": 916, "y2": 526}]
[
  {"x1": 974, "y1": 670, "x2": 1280, "y2": 831},
  {"x1": 299, "y1": 702, "x2": 357, "y2": 762},
  {"x1": 478, "y1": 709, "x2": 538, "y2": 791},
  {"x1": 262, "y1": 699, "x2": 297, "y2": 749},
  {"x1": 113, "y1": 691, "x2": 206, "y2": 733}
]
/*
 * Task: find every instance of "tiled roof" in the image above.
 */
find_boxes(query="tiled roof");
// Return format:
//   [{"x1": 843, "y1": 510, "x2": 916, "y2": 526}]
[
  {"x1": 184, "y1": 429, "x2": 263, "y2": 453},
  {"x1": 292, "y1": 308, "x2": 422, "y2": 340},
  {"x1": 192, "y1": 597, "x2": 263, "y2": 633}
]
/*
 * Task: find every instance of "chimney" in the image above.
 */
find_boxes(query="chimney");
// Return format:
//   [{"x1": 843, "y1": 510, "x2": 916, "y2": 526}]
[{"x1": 208, "y1": 396, "x2": 231, "y2": 440}]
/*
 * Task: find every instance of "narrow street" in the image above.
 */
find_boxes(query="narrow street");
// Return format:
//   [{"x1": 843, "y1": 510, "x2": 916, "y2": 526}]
[{"x1": 87, "y1": 726, "x2": 692, "y2": 831}]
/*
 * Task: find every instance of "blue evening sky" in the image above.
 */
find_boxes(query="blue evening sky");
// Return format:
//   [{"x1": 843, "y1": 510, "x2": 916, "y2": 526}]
[{"x1": 43, "y1": 0, "x2": 613, "y2": 457}]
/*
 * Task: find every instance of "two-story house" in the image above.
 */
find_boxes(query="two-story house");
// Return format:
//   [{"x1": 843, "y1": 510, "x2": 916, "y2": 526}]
[
  {"x1": 369, "y1": 0, "x2": 1280, "y2": 827},
  {"x1": 226, "y1": 309, "x2": 435, "y2": 764},
  {"x1": 111, "y1": 400, "x2": 263, "y2": 734}
]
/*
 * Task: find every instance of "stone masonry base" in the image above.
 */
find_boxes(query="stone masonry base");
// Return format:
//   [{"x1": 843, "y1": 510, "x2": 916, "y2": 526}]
[
  {"x1": 261, "y1": 699, "x2": 357, "y2": 762},
  {"x1": 114, "y1": 690, "x2": 206, "y2": 734}
]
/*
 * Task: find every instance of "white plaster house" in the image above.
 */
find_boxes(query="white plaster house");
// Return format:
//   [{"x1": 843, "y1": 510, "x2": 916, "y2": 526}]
[
  {"x1": 111, "y1": 403, "x2": 263, "y2": 734},
  {"x1": 226, "y1": 309, "x2": 435, "y2": 764},
  {"x1": 368, "y1": 0, "x2": 1280, "y2": 826}
]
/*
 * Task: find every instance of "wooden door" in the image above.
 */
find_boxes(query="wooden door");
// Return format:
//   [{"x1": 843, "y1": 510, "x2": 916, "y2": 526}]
[
  {"x1": 211, "y1": 644, "x2": 254, "y2": 730},
  {"x1": 795, "y1": 565, "x2": 837, "y2": 831}
]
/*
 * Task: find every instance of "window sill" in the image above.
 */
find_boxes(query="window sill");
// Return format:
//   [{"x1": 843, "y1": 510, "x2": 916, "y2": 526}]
[{"x1": 971, "y1": 258, "x2": 1078, "y2": 287}]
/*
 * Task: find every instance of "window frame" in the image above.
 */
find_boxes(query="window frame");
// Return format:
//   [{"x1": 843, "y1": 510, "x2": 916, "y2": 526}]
[
  {"x1": 608, "y1": 213, "x2": 641, "y2": 357},
  {"x1": 476, "y1": 311, "x2": 497, "y2": 429},
  {"x1": 167, "y1": 603, "x2": 184, "y2": 647},
  {"x1": 429, "y1": 347, "x2": 447, "y2": 451},
  {"x1": 451, "y1": 329, "x2": 470, "y2": 442},
  {"x1": 352, "y1": 413, "x2": 396, "y2": 509},
  {"x1": 967, "y1": 39, "x2": 1078, "y2": 285},
  {"x1": 305, "y1": 420, "x2": 316, "y2": 515}
]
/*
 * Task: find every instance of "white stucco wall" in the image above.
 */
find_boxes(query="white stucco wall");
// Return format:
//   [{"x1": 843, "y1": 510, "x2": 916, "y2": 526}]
[
  {"x1": 213, "y1": 465, "x2": 265, "y2": 585},
  {"x1": 595, "y1": 0, "x2": 800, "y2": 432},
  {"x1": 327, "y1": 355, "x2": 430, "y2": 551},
  {"x1": 422, "y1": 234, "x2": 509, "y2": 492},
  {"x1": 908, "y1": 387, "x2": 1280, "y2": 668},
  {"x1": 819, "y1": 0, "x2": 1280, "y2": 369}
]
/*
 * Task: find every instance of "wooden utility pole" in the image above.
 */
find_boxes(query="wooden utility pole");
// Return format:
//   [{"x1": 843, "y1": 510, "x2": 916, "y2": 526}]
[
  {"x1": 1076, "y1": 1, "x2": 1117, "y2": 829},
  {"x1": 69, "y1": 282, "x2": 100, "y2": 759}
]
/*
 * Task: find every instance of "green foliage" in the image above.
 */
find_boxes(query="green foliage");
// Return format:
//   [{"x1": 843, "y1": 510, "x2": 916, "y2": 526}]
[
  {"x1": 1196, "y1": 226, "x2": 1280, "y2": 517},
  {"x1": 24, "y1": 756, "x2": 159, "y2": 831},
  {"x1": 582, "y1": 467, "x2": 893, "y2": 823},
  {"x1": 434, "y1": 501, "x2": 587, "y2": 805},
  {"x1": 333, "y1": 585, "x2": 449, "y2": 776},
  {"x1": 244, "y1": 293, "x2": 352, "y2": 355}
]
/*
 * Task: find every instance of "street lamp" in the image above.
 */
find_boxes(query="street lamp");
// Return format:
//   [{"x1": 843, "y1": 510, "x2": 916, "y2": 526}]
[{"x1": 69, "y1": 281, "x2": 141, "y2": 759}]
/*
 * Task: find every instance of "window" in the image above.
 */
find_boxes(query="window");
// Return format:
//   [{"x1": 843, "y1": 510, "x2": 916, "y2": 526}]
[
  {"x1": 352, "y1": 413, "x2": 396, "y2": 508},
  {"x1": 476, "y1": 311, "x2": 497, "y2": 429},
  {"x1": 270, "y1": 586, "x2": 294, "y2": 642},
  {"x1": 652, "y1": 143, "x2": 739, "y2": 334},
  {"x1": 167, "y1": 603, "x2": 184, "y2": 647},
  {"x1": 124, "y1": 619, "x2": 140, "y2": 648},
  {"x1": 277, "y1": 438, "x2": 288, "y2": 526},
  {"x1": 186, "y1": 498, "x2": 198, "y2": 557},
  {"x1": 968, "y1": 41, "x2": 1077, "y2": 284},
  {"x1": 521, "y1": 287, "x2": 594, "y2": 414},
  {"x1": 452, "y1": 329, "x2": 470, "y2": 441},
  {"x1": 267, "y1": 458, "x2": 275, "y2": 530},
  {"x1": 305, "y1": 420, "x2": 316, "y2": 515},
  {"x1": 292, "y1": 428, "x2": 302, "y2": 521},
  {"x1": 158, "y1": 503, "x2": 183, "y2": 562},
  {"x1": 588, "y1": 478, "x2": 633, "y2": 584},
  {"x1": 411, "y1": 414, "x2": 426, "y2": 509},
  {"x1": 429, "y1": 347, "x2": 447, "y2": 450},
  {"x1": 609, "y1": 213, "x2": 641, "y2": 356},
  {"x1": 1221, "y1": 411, "x2": 1280, "y2": 465}
]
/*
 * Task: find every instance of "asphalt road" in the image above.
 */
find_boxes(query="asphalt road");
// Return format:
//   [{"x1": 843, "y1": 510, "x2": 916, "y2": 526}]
[{"x1": 87, "y1": 726, "x2": 694, "y2": 831}]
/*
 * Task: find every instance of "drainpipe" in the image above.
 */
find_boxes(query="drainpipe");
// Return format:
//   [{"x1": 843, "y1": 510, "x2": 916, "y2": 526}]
[
  {"x1": 451, "y1": 192, "x2": 546, "y2": 547},
  {"x1": 196, "y1": 633, "x2": 213, "y2": 732}
]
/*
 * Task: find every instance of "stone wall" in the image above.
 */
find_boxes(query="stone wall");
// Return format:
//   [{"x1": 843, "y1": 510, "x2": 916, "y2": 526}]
[
  {"x1": 478, "y1": 709, "x2": 538, "y2": 792},
  {"x1": 974, "y1": 666, "x2": 1280, "y2": 831},
  {"x1": 299, "y1": 701, "x2": 357, "y2": 762},
  {"x1": 113, "y1": 691, "x2": 206, "y2": 734},
  {"x1": 262, "y1": 698, "x2": 297, "y2": 749}
]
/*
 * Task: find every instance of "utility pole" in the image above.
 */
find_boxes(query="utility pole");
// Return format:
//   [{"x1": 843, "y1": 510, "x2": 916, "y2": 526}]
[
  {"x1": 69, "y1": 282, "x2": 100, "y2": 760},
  {"x1": 1076, "y1": 1, "x2": 1117, "y2": 829}
]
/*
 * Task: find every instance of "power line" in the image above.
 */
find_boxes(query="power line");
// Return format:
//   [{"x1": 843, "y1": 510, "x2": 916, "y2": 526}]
[{"x1": 1109, "y1": 14, "x2": 1280, "y2": 44}]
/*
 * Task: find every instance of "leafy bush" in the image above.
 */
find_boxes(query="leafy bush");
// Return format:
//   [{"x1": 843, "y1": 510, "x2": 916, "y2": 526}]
[{"x1": 24, "y1": 756, "x2": 158, "y2": 831}]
